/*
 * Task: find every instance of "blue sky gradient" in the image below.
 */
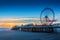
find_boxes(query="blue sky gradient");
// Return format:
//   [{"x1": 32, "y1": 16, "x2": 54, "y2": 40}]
[{"x1": 0, "y1": 0, "x2": 60, "y2": 18}]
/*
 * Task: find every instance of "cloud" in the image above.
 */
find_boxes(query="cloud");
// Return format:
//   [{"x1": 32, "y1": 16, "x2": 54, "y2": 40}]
[
  {"x1": 0, "y1": 18, "x2": 40, "y2": 23},
  {"x1": 0, "y1": 18, "x2": 40, "y2": 28},
  {"x1": 0, "y1": 17, "x2": 59, "y2": 28}
]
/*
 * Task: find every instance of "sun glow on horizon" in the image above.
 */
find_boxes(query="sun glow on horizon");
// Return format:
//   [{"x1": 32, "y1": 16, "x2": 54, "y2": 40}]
[
  {"x1": 0, "y1": 23, "x2": 21, "y2": 28},
  {"x1": 0, "y1": 18, "x2": 40, "y2": 28},
  {"x1": 0, "y1": 18, "x2": 59, "y2": 28}
]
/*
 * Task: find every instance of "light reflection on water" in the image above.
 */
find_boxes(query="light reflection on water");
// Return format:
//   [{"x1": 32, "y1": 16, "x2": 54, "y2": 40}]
[{"x1": 0, "y1": 28, "x2": 10, "y2": 31}]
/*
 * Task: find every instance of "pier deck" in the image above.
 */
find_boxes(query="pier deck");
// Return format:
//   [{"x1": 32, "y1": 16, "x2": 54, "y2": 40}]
[
  {"x1": 11, "y1": 26, "x2": 60, "y2": 33},
  {"x1": 20, "y1": 26, "x2": 60, "y2": 33}
]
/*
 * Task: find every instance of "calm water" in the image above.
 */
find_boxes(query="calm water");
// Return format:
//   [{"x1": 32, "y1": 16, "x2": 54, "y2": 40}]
[
  {"x1": 0, "y1": 28, "x2": 10, "y2": 31},
  {"x1": 0, "y1": 28, "x2": 60, "y2": 40}
]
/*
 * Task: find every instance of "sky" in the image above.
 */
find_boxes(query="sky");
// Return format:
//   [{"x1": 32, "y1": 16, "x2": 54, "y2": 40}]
[
  {"x1": 0, "y1": 0, "x2": 60, "y2": 18},
  {"x1": 0, "y1": 0, "x2": 60, "y2": 28}
]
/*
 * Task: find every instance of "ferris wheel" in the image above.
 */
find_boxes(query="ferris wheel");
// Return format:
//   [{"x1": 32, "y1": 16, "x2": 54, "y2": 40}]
[{"x1": 40, "y1": 8, "x2": 56, "y2": 25}]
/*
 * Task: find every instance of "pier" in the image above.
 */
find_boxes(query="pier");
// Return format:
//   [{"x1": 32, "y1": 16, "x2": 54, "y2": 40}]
[
  {"x1": 18, "y1": 26, "x2": 60, "y2": 33},
  {"x1": 11, "y1": 8, "x2": 60, "y2": 33}
]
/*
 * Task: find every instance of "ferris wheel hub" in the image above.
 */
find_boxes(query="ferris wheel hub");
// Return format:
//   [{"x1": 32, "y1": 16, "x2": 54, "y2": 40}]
[{"x1": 40, "y1": 8, "x2": 56, "y2": 26}]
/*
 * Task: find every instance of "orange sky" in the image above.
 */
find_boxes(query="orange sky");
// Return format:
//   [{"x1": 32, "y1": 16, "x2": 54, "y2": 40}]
[
  {"x1": 0, "y1": 22, "x2": 34, "y2": 28},
  {"x1": 0, "y1": 18, "x2": 40, "y2": 28},
  {"x1": 0, "y1": 18, "x2": 57, "y2": 28},
  {"x1": 0, "y1": 23, "x2": 20, "y2": 28}
]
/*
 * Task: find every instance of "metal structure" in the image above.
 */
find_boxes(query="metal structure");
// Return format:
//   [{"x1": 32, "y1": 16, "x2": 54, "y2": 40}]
[{"x1": 40, "y1": 8, "x2": 55, "y2": 25}]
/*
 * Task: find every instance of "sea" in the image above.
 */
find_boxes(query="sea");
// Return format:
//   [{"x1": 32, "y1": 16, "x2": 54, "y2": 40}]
[{"x1": 0, "y1": 28, "x2": 60, "y2": 40}]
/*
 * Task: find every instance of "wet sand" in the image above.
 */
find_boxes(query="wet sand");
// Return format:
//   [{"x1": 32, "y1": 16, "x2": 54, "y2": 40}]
[{"x1": 0, "y1": 30, "x2": 60, "y2": 40}]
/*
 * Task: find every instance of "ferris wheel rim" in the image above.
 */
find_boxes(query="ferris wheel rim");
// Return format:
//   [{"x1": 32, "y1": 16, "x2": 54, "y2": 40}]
[{"x1": 40, "y1": 8, "x2": 55, "y2": 25}]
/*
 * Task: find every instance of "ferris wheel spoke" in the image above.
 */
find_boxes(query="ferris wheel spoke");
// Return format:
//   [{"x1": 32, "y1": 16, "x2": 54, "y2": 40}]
[{"x1": 40, "y1": 8, "x2": 55, "y2": 25}]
